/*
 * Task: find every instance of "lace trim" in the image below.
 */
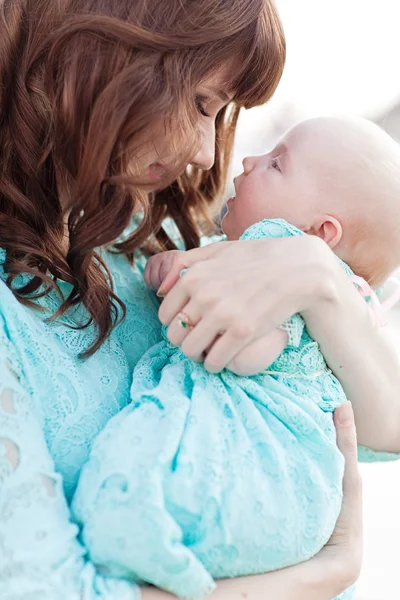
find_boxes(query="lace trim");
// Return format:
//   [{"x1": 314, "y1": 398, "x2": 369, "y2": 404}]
[{"x1": 263, "y1": 368, "x2": 328, "y2": 379}]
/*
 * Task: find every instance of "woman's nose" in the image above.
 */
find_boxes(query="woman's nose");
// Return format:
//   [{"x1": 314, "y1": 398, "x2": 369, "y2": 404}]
[{"x1": 190, "y1": 127, "x2": 216, "y2": 170}]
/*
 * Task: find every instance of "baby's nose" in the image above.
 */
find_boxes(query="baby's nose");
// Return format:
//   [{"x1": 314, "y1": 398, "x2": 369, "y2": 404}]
[{"x1": 242, "y1": 156, "x2": 258, "y2": 175}]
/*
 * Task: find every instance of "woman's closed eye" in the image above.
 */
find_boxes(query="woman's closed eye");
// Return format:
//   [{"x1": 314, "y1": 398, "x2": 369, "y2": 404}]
[{"x1": 195, "y1": 96, "x2": 211, "y2": 118}]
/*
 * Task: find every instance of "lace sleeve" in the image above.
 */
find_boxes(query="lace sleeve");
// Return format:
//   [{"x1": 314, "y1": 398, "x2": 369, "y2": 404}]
[
  {"x1": 0, "y1": 330, "x2": 139, "y2": 600},
  {"x1": 278, "y1": 314, "x2": 305, "y2": 348}
]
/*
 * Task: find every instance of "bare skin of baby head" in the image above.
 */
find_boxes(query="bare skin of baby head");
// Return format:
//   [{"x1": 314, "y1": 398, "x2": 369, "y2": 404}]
[{"x1": 222, "y1": 115, "x2": 400, "y2": 286}]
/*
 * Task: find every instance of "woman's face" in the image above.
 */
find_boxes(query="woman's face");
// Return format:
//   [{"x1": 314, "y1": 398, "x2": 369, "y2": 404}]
[{"x1": 134, "y1": 69, "x2": 234, "y2": 187}]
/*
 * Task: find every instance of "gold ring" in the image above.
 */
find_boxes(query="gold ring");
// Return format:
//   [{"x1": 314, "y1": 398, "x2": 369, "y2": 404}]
[{"x1": 177, "y1": 312, "x2": 194, "y2": 331}]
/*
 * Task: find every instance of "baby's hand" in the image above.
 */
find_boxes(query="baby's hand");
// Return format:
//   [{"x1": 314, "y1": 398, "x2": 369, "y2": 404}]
[{"x1": 144, "y1": 250, "x2": 185, "y2": 293}]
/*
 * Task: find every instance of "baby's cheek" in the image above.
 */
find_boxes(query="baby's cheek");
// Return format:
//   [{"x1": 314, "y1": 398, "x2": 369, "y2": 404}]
[
  {"x1": 250, "y1": 174, "x2": 270, "y2": 208},
  {"x1": 240, "y1": 193, "x2": 267, "y2": 227}
]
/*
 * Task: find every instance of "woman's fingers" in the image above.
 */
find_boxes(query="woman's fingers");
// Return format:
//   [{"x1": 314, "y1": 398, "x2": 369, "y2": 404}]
[
  {"x1": 334, "y1": 401, "x2": 362, "y2": 503},
  {"x1": 157, "y1": 242, "x2": 232, "y2": 297},
  {"x1": 166, "y1": 302, "x2": 202, "y2": 354},
  {"x1": 159, "y1": 236, "x2": 342, "y2": 367},
  {"x1": 159, "y1": 279, "x2": 191, "y2": 326},
  {"x1": 328, "y1": 401, "x2": 363, "y2": 565}
]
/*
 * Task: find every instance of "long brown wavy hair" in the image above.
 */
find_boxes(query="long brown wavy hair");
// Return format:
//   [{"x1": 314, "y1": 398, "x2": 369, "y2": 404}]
[{"x1": 0, "y1": 0, "x2": 285, "y2": 357}]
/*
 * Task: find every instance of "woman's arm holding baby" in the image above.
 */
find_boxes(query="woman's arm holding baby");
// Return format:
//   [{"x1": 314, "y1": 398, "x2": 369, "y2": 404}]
[
  {"x1": 302, "y1": 263, "x2": 400, "y2": 453},
  {"x1": 145, "y1": 251, "x2": 288, "y2": 375},
  {"x1": 142, "y1": 403, "x2": 362, "y2": 600},
  {"x1": 143, "y1": 558, "x2": 352, "y2": 600},
  {"x1": 156, "y1": 237, "x2": 400, "y2": 454}
]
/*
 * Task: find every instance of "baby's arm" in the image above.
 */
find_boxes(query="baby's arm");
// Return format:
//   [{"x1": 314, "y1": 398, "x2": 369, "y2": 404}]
[{"x1": 227, "y1": 328, "x2": 288, "y2": 376}]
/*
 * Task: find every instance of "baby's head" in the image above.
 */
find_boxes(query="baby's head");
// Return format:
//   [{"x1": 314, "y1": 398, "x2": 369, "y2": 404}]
[{"x1": 222, "y1": 116, "x2": 400, "y2": 286}]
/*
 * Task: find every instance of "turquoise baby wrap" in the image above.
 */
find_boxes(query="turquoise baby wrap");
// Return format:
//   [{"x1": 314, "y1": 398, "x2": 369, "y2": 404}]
[{"x1": 73, "y1": 220, "x2": 352, "y2": 600}]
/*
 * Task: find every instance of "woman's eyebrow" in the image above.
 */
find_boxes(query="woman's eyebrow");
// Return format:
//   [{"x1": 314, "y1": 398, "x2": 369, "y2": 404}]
[{"x1": 202, "y1": 87, "x2": 233, "y2": 103}]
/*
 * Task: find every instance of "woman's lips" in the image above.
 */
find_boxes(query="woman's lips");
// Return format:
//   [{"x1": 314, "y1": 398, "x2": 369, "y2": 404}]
[
  {"x1": 148, "y1": 162, "x2": 167, "y2": 182},
  {"x1": 227, "y1": 196, "x2": 235, "y2": 205}
]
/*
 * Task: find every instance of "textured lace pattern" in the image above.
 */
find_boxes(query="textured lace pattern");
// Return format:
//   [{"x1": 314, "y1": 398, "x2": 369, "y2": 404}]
[
  {"x1": 278, "y1": 313, "x2": 305, "y2": 347},
  {"x1": 0, "y1": 244, "x2": 161, "y2": 599},
  {"x1": 74, "y1": 338, "x2": 347, "y2": 599},
  {"x1": 71, "y1": 220, "x2": 358, "y2": 600},
  {"x1": 0, "y1": 218, "x2": 397, "y2": 599}
]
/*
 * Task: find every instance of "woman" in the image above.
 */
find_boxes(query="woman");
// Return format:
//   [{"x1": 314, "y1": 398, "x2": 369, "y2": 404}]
[{"x1": 0, "y1": 0, "x2": 395, "y2": 598}]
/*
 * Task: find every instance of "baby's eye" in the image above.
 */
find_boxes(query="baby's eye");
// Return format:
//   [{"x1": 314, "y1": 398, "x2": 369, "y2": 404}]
[{"x1": 271, "y1": 158, "x2": 281, "y2": 172}]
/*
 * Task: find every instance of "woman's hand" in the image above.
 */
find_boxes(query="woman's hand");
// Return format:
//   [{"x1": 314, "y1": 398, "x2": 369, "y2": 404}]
[
  {"x1": 313, "y1": 401, "x2": 363, "y2": 589},
  {"x1": 158, "y1": 235, "x2": 400, "y2": 453},
  {"x1": 158, "y1": 236, "x2": 340, "y2": 372},
  {"x1": 143, "y1": 401, "x2": 363, "y2": 600}
]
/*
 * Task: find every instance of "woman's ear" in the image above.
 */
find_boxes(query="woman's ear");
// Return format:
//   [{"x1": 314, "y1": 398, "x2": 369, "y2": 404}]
[{"x1": 306, "y1": 215, "x2": 343, "y2": 249}]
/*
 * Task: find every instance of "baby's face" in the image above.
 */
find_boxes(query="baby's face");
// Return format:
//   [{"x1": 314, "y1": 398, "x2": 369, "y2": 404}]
[
  {"x1": 222, "y1": 122, "x2": 335, "y2": 240},
  {"x1": 222, "y1": 115, "x2": 400, "y2": 286}
]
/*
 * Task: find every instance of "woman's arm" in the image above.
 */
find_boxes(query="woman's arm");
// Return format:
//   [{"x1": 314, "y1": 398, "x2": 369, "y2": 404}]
[
  {"x1": 142, "y1": 560, "x2": 350, "y2": 600},
  {"x1": 302, "y1": 264, "x2": 400, "y2": 453},
  {"x1": 142, "y1": 402, "x2": 362, "y2": 600},
  {"x1": 158, "y1": 236, "x2": 400, "y2": 453},
  {"x1": 0, "y1": 346, "x2": 140, "y2": 599}
]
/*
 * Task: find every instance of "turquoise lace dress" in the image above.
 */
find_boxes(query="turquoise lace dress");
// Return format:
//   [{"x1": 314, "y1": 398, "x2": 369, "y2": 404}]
[
  {"x1": 71, "y1": 220, "x2": 388, "y2": 600},
  {"x1": 0, "y1": 245, "x2": 162, "y2": 599},
  {"x1": 0, "y1": 218, "x2": 398, "y2": 600}
]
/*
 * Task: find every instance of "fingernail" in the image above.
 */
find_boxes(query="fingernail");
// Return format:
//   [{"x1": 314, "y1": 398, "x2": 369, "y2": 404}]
[
  {"x1": 156, "y1": 287, "x2": 165, "y2": 298},
  {"x1": 337, "y1": 401, "x2": 353, "y2": 425}
]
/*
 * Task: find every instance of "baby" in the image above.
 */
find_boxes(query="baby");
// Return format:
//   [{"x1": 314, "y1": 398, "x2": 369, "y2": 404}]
[{"x1": 72, "y1": 116, "x2": 400, "y2": 600}]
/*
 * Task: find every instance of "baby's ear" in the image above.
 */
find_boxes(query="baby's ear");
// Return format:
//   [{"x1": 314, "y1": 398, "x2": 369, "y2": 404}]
[{"x1": 306, "y1": 215, "x2": 343, "y2": 249}]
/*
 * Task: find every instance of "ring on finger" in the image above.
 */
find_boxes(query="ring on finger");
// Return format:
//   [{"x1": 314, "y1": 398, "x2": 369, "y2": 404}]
[{"x1": 177, "y1": 311, "x2": 195, "y2": 331}]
